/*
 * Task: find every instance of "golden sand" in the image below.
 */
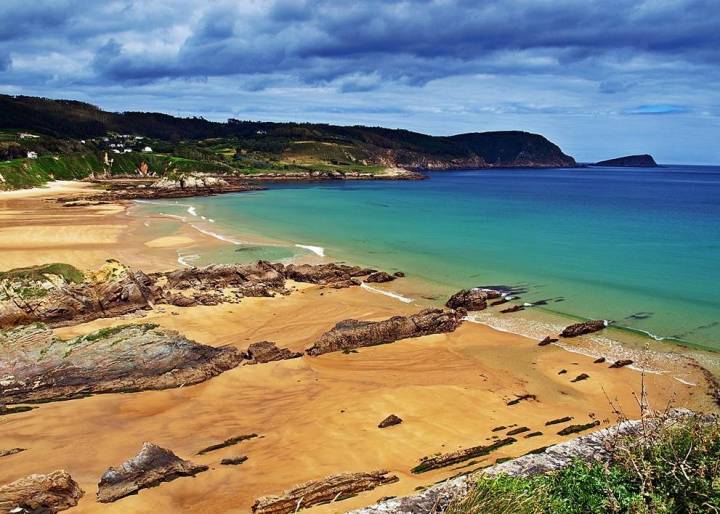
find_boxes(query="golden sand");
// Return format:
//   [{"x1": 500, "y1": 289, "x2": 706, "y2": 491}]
[{"x1": 0, "y1": 185, "x2": 715, "y2": 514}]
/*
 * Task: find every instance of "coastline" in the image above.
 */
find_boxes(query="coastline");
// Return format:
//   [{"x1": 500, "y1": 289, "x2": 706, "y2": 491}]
[{"x1": 1, "y1": 186, "x2": 718, "y2": 513}]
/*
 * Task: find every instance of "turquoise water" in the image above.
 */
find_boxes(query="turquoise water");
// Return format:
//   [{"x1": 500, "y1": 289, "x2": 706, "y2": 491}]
[{"x1": 143, "y1": 166, "x2": 720, "y2": 351}]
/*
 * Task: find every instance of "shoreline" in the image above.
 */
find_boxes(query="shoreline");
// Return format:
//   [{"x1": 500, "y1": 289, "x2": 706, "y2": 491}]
[
  {"x1": 129, "y1": 194, "x2": 720, "y2": 377},
  {"x1": 1, "y1": 186, "x2": 718, "y2": 514}
]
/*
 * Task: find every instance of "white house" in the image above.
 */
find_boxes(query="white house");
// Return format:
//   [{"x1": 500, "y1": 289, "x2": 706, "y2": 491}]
[
  {"x1": 26, "y1": 151, "x2": 38, "y2": 159},
  {"x1": 19, "y1": 133, "x2": 39, "y2": 139},
  {"x1": 142, "y1": 146, "x2": 153, "y2": 153}
]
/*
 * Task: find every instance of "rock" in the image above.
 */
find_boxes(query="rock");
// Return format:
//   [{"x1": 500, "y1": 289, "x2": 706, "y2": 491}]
[
  {"x1": 0, "y1": 470, "x2": 83, "y2": 513},
  {"x1": 445, "y1": 288, "x2": 502, "y2": 311},
  {"x1": 500, "y1": 305, "x2": 524, "y2": 313},
  {"x1": 251, "y1": 470, "x2": 399, "y2": 514},
  {"x1": 0, "y1": 324, "x2": 243, "y2": 404},
  {"x1": 560, "y1": 319, "x2": 608, "y2": 338},
  {"x1": 525, "y1": 432, "x2": 543, "y2": 438},
  {"x1": 0, "y1": 260, "x2": 153, "y2": 329},
  {"x1": 0, "y1": 448, "x2": 26, "y2": 458},
  {"x1": 571, "y1": 373, "x2": 590, "y2": 382},
  {"x1": 0, "y1": 405, "x2": 34, "y2": 416},
  {"x1": 283, "y1": 263, "x2": 375, "y2": 286},
  {"x1": 378, "y1": 415, "x2": 403, "y2": 429},
  {"x1": 490, "y1": 298, "x2": 508, "y2": 306},
  {"x1": 593, "y1": 357, "x2": 606, "y2": 363},
  {"x1": 557, "y1": 420, "x2": 601, "y2": 436},
  {"x1": 221, "y1": 456, "x2": 248, "y2": 466},
  {"x1": 594, "y1": 154, "x2": 658, "y2": 167},
  {"x1": 411, "y1": 438, "x2": 516, "y2": 473},
  {"x1": 538, "y1": 336, "x2": 558, "y2": 346},
  {"x1": 609, "y1": 359, "x2": 633, "y2": 369},
  {"x1": 545, "y1": 416, "x2": 573, "y2": 426},
  {"x1": 558, "y1": 369, "x2": 567, "y2": 375},
  {"x1": 365, "y1": 272, "x2": 396, "y2": 283},
  {"x1": 306, "y1": 308, "x2": 462, "y2": 356},
  {"x1": 393, "y1": 271, "x2": 405, "y2": 278},
  {"x1": 97, "y1": 443, "x2": 207, "y2": 503},
  {"x1": 243, "y1": 341, "x2": 302, "y2": 364},
  {"x1": 506, "y1": 426, "x2": 530, "y2": 436},
  {"x1": 197, "y1": 434, "x2": 258, "y2": 455},
  {"x1": 507, "y1": 394, "x2": 536, "y2": 406}
]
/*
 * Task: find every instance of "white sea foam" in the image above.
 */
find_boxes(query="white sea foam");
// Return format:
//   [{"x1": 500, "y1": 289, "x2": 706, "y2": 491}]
[
  {"x1": 208, "y1": 219, "x2": 215, "y2": 223},
  {"x1": 360, "y1": 283, "x2": 413, "y2": 303},
  {"x1": 295, "y1": 244, "x2": 325, "y2": 257},
  {"x1": 159, "y1": 212, "x2": 187, "y2": 222},
  {"x1": 189, "y1": 224, "x2": 243, "y2": 245},
  {"x1": 187, "y1": 206, "x2": 198, "y2": 216},
  {"x1": 674, "y1": 377, "x2": 697, "y2": 386},
  {"x1": 177, "y1": 253, "x2": 200, "y2": 267}
]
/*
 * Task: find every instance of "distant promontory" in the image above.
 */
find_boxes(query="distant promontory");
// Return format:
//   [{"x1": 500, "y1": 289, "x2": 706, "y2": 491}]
[{"x1": 594, "y1": 154, "x2": 658, "y2": 167}]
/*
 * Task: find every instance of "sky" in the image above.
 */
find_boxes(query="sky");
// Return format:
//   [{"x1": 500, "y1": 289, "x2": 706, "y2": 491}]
[{"x1": 1, "y1": 0, "x2": 719, "y2": 164}]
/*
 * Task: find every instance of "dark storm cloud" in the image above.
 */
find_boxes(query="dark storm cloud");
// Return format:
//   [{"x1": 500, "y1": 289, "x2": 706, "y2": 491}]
[{"x1": 0, "y1": 0, "x2": 718, "y2": 163}]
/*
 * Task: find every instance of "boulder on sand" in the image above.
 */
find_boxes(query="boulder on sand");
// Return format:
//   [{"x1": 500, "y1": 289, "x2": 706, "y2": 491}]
[
  {"x1": 365, "y1": 271, "x2": 396, "y2": 283},
  {"x1": 306, "y1": 308, "x2": 462, "y2": 356},
  {"x1": 378, "y1": 415, "x2": 403, "y2": 428},
  {"x1": 97, "y1": 443, "x2": 208, "y2": 503},
  {"x1": 243, "y1": 341, "x2": 302, "y2": 364},
  {"x1": 0, "y1": 470, "x2": 83, "y2": 513}
]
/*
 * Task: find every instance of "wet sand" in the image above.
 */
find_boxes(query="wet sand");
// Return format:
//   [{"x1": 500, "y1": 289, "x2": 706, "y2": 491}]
[{"x1": 0, "y1": 185, "x2": 716, "y2": 514}]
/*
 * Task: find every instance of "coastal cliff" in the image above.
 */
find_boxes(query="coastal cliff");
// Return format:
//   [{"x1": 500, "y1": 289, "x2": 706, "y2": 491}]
[{"x1": 0, "y1": 95, "x2": 576, "y2": 188}]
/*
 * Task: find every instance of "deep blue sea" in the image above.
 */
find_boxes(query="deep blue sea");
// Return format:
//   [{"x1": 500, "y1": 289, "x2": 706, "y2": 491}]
[{"x1": 141, "y1": 165, "x2": 720, "y2": 351}]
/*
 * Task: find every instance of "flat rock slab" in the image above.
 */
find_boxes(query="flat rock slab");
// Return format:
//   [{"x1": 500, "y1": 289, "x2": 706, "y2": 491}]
[
  {"x1": 243, "y1": 341, "x2": 302, "y2": 364},
  {"x1": 97, "y1": 443, "x2": 208, "y2": 503},
  {"x1": 560, "y1": 319, "x2": 608, "y2": 338},
  {"x1": 0, "y1": 470, "x2": 84, "y2": 513},
  {"x1": 252, "y1": 471, "x2": 398, "y2": 514},
  {"x1": 0, "y1": 323, "x2": 243, "y2": 404}
]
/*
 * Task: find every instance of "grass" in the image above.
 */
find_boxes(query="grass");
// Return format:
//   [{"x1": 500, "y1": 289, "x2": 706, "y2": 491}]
[
  {"x1": 446, "y1": 413, "x2": 720, "y2": 514},
  {"x1": 0, "y1": 263, "x2": 85, "y2": 284}
]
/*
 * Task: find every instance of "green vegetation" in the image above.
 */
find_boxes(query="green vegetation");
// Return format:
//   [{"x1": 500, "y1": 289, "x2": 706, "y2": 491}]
[
  {"x1": 0, "y1": 94, "x2": 576, "y2": 191},
  {"x1": 447, "y1": 414, "x2": 720, "y2": 514},
  {"x1": 0, "y1": 263, "x2": 85, "y2": 284},
  {"x1": 79, "y1": 323, "x2": 159, "y2": 343}
]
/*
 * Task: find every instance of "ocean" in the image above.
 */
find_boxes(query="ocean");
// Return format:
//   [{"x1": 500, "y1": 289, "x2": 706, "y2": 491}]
[{"x1": 136, "y1": 165, "x2": 720, "y2": 353}]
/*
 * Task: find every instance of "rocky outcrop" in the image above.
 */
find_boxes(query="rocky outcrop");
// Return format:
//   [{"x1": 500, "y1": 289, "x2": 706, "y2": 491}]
[
  {"x1": 378, "y1": 415, "x2": 403, "y2": 428},
  {"x1": 97, "y1": 443, "x2": 208, "y2": 503},
  {"x1": 609, "y1": 359, "x2": 633, "y2": 369},
  {"x1": 242, "y1": 341, "x2": 302, "y2": 364},
  {"x1": 282, "y1": 263, "x2": 376, "y2": 286},
  {"x1": 365, "y1": 272, "x2": 396, "y2": 284},
  {"x1": 560, "y1": 319, "x2": 608, "y2": 338},
  {"x1": 0, "y1": 470, "x2": 83, "y2": 513},
  {"x1": 411, "y1": 438, "x2": 517, "y2": 473},
  {"x1": 0, "y1": 260, "x2": 398, "y2": 331},
  {"x1": 0, "y1": 260, "x2": 153, "y2": 329},
  {"x1": 595, "y1": 154, "x2": 657, "y2": 167},
  {"x1": 252, "y1": 471, "x2": 399, "y2": 514},
  {"x1": 538, "y1": 336, "x2": 558, "y2": 346},
  {"x1": 445, "y1": 288, "x2": 501, "y2": 311},
  {"x1": 0, "y1": 323, "x2": 243, "y2": 404},
  {"x1": 306, "y1": 309, "x2": 462, "y2": 356},
  {"x1": 0, "y1": 448, "x2": 26, "y2": 458}
]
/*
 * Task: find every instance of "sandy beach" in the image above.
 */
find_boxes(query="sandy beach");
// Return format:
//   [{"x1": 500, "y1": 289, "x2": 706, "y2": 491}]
[{"x1": 0, "y1": 185, "x2": 716, "y2": 514}]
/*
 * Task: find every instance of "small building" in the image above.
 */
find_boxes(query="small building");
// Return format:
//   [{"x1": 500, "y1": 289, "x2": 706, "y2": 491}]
[
  {"x1": 123, "y1": 148, "x2": 132, "y2": 153},
  {"x1": 111, "y1": 149, "x2": 120, "y2": 154},
  {"x1": 142, "y1": 146, "x2": 153, "y2": 153},
  {"x1": 26, "y1": 151, "x2": 38, "y2": 159},
  {"x1": 19, "y1": 133, "x2": 39, "y2": 139}
]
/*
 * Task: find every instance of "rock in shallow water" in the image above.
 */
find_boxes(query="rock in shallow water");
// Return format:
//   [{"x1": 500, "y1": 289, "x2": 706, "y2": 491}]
[
  {"x1": 365, "y1": 271, "x2": 396, "y2": 283},
  {"x1": 97, "y1": 443, "x2": 208, "y2": 503},
  {"x1": 0, "y1": 470, "x2": 83, "y2": 513},
  {"x1": 445, "y1": 288, "x2": 501, "y2": 311},
  {"x1": 560, "y1": 319, "x2": 608, "y2": 338}
]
